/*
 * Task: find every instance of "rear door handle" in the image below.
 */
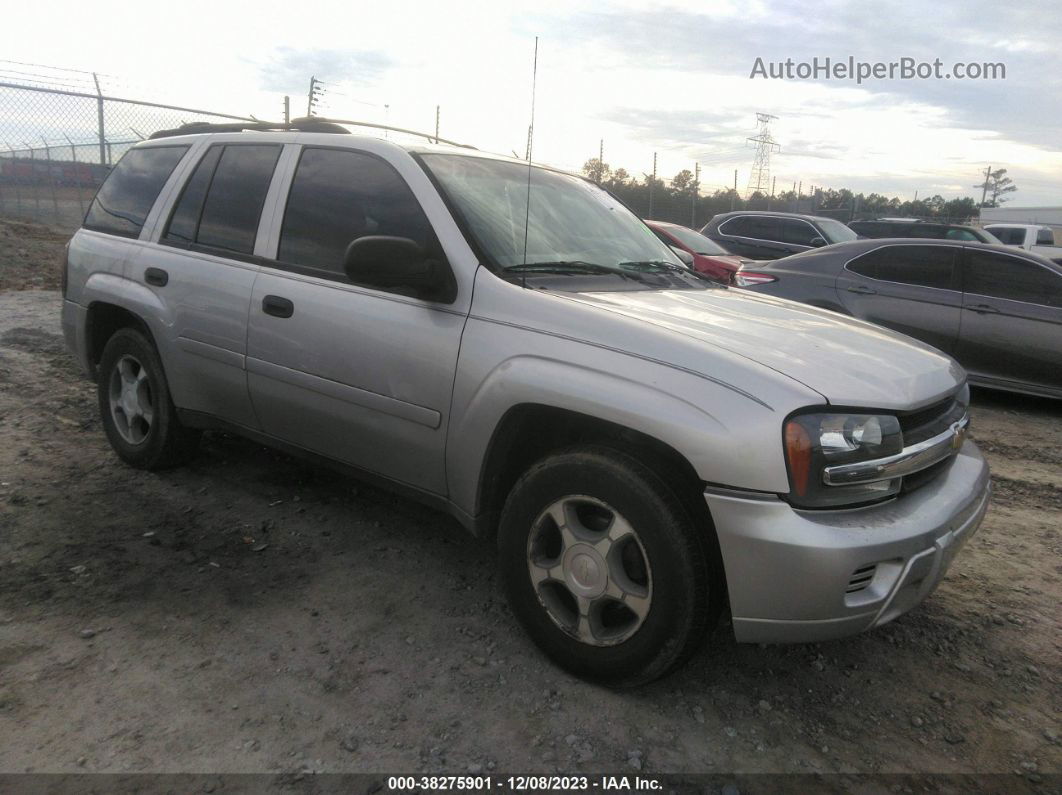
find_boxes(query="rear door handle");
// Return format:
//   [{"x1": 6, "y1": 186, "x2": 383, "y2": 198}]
[
  {"x1": 966, "y1": 303, "x2": 999, "y2": 314},
  {"x1": 262, "y1": 295, "x2": 294, "y2": 318},
  {"x1": 846, "y1": 285, "x2": 876, "y2": 295},
  {"x1": 144, "y1": 267, "x2": 168, "y2": 287}
]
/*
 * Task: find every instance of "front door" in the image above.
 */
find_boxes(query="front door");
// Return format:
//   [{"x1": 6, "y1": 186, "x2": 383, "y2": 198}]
[
  {"x1": 956, "y1": 248, "x2": 1062, "y2": 394},
  {"x1": 837, "y1": 243, "x2": 963, "y2": 354},
  {"x1": 245, "y1": 146, "x2": 467, "y2": 495}
]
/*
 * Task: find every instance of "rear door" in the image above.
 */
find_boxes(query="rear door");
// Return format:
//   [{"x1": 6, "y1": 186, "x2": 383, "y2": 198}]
[
  {"x1": 245, "y1": 145, "x2": 468, "y2": 495},
  {"x1": 717, "y1": 215, "x2": 788, "y2": 258},
  {"x1": 956, "y1": 248, "x2": 1062, "y2": 393},
  {"x1": 837, "y1": 243, "x2": 963, "y2": 353},
  {"x1": 134, "y1": 141, "x2": 283, "y2": 429}
]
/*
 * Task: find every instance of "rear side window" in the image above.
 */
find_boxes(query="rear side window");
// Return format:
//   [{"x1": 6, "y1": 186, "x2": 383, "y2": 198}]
[
  {"x1": 84, "y1": 146, "x2": 189, "y2": 238},
  {"x1": 965, "y1": 250, "x2": 1062, "y2": 306},
  {"x1": 847, "y1": 245, "x2": 957, "y2": 289},
  {"x1": 723, "y1": 215, "x2": 781, "y2": 241},
  {"x1": 277, "y1": 148, "x2": 434, "y2": 276},
  {"x1": 945, "y1": 228, "x2": 978, "y2": 241},
  {"x1": 987, "y1": 227, "x2": 1024, "y2": 245},
  {"x1": 909, "y1": 225, "x2": 946, "y2": 239},
  {"x1": 164, "y1": 144, "x2": 281, "y2": 255}
]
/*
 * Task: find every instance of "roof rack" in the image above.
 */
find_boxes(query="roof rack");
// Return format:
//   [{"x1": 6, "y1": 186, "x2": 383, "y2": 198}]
[{"x1": 148, "y1": 116, "x2": 476, "y2": 149}]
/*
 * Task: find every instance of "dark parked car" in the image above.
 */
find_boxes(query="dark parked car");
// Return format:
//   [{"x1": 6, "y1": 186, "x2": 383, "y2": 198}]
[
  {"x1": 734, "y1": 239, "x2": 1062, "y2": 399},
  {"x1": 645, "y1": 220, "x2": 745, "y2": 283},
  {"x1": 849, "y1": 218, "x2": 1001, "y2": 244},
  {"x1": 700, "y1": 211, "x2": 858, "y2": 259}
]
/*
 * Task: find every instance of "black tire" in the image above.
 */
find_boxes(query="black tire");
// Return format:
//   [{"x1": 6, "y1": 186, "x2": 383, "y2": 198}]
[
  {"x1": 498, "y1": 445, "x2": 718, "y2": 687},
  {"x1": 97, "y1": 327, "x2": 200, "y2": 469}
]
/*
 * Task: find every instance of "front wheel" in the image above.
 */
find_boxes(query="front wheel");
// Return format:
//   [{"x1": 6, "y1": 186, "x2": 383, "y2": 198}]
[{"x1": 498, "y1": 446, "x2": 718, "y2": 687}]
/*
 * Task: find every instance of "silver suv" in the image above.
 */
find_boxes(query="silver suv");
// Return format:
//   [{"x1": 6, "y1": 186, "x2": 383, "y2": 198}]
[{"x1": 62, "y1": 123, "x2": 991, "y2": 686}]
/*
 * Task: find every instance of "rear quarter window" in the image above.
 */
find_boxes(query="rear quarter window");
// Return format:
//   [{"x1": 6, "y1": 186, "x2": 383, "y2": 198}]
[{"x1": 83, "y1": 146, "x2": 189, "y2": 238}]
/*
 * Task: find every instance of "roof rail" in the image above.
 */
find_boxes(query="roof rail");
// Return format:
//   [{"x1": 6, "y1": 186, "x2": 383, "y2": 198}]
[
  {"x1": 148, "y1": 116, "x2": 476, "y2": 149},
  {"x1": 148, "y1": 118, "x2": 350, "y2": 139}
]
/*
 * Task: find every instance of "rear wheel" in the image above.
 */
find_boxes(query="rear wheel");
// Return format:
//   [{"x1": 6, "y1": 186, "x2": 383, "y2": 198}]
[
  {"x1": 97, "y1": 328, "x2": 199, "y2": 469},
  {"x1": 498, "y1": 445, "x2": 718, "y2": 687}
]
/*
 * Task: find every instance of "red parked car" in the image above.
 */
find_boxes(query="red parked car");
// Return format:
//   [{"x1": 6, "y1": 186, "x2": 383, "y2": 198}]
[{"x1": 645, "y1": 220, "x2": 746, "y2": 283}]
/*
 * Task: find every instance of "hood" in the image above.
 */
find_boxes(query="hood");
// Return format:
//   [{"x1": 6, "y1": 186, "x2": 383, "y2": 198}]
[{"x1": 567, "y1": 287, "x2": 964, "y2": 410}]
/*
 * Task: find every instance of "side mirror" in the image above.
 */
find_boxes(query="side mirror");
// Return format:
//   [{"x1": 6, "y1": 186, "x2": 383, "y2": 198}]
[
  {"x1": 669, "y1": 245, "x2": 694, "y2": 268},
  {"x1": 343, "y1": 236, "x2": 454, "y2": 302},
  {"x1": 809, "y1": 237, "x2": 827, "y2": 248}
]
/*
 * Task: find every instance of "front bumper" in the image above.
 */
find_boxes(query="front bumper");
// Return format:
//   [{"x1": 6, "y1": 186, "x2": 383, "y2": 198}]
[{"x1": 706, "y1": 439, "x2": 990, "y2": 643}]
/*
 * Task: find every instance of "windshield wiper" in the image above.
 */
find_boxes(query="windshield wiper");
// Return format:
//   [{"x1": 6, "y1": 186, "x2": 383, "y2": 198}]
[
  {"x1": 617, "y1": 259, "x2": 688, "y2": 273},
  {"x1": 505, "y1": 261, "x2": 646, "y2": 280}
]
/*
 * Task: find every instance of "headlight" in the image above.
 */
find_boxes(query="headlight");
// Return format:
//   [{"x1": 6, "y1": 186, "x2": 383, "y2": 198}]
[{"x1": 784, "y1": 412, "x2": 903, "y2": 508}]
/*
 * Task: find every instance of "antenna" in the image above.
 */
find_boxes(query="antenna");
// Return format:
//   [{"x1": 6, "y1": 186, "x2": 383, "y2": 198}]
[{"x1": 521, "y1": 36, "x2": 539, "y2": 267}]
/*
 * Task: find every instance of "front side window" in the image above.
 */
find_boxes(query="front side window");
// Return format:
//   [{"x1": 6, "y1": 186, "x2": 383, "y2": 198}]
[
  {"x1": 945, "y1": 228, "x2": 978, "y2": 241},
  {"x1": 1036, "y1": 227, "x2": 1055, "y2": 245},
  {"x1": 848, "y1": 245, "x2": 957, "y2": 289},
  {"x1": 782, "y1": 219, "x2": 818, "y2": 246},
  {"x1": 278, "y1": 148, "x2": 433, "y2": 275},
  {"x1": 164, "y1": 144, "x2": 281, "y2": 255},
  {"x1": 84, "y1": 146, "x2": 189, "y2": 238},
  {"x1": 965, "y1": 251, "x2": 1062, "y2": 306},
  {"x1": 419, "y1": 154, "x2": 679, "y2": 270}
]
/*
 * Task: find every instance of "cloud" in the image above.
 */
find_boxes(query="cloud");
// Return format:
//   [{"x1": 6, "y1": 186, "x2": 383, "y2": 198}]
[
  {"x1": 547, "y1": 0, "x2": 1062, "y2": 152},
  {"x1": 260, "y1": 48, "x2": 395, "y2": 94}
]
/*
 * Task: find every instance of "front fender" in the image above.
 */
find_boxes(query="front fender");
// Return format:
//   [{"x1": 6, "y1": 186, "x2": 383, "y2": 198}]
[{"x1": 446, "y1": 321, "x2": 805, "y2": 518}]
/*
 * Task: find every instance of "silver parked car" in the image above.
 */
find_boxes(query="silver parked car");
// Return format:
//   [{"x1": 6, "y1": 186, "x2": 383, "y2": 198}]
[
  {"x1": 62, "y1": 123, "x2": 990, "y2": 686},
  {"x1": 735, "y1": 239, "x2": 1062, "y2": 399}
]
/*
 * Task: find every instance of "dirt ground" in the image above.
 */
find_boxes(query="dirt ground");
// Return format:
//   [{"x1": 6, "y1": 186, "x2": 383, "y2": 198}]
[{"x1": 0, "y1": 219, "x2": 1059, "y2": 787}]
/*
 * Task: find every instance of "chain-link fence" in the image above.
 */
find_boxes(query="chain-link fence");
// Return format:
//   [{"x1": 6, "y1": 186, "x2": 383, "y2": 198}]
[{"x1": 0, "y1": 81, "x2": 256, "y2": 229}]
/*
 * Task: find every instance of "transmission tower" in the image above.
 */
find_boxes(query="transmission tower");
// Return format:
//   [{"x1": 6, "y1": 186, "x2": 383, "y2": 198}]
[{"x1": 745, "y1": 113, "x2": 780, "y2": 199}]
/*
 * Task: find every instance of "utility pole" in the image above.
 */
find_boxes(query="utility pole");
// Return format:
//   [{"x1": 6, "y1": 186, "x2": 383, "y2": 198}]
[
  {"x1": 597, "y1": 139, "x2": 604, "y2": 184},
  {"x1": 435, "y1": 105, "x2": 440, "y2": 143},
  {"x1": 980, "y1": 165, "x2": 992, "y2": 208},
  {"x1": 745, "y1": 112, "x2": 780, "y2": 199},
  {"x1": 769, "y1": 176, "x2": 776, "y2": 210},
  {"x1": 691, "y1": 162, "x2": 700, "y2": 227},
  {"x1": 307, "y1": 76, "x2": 324, "y2": 117},
  {"x1": 283, "y1": 95, "x2": 290, "y2": 124},
  {"x1": 731, "y1": 169, "x2": 737, "y2": 210}
]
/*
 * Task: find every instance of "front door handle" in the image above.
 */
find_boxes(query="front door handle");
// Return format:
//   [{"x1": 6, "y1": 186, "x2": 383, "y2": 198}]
[
  {"x1": 846, "y1": 284, "x2": 876, "y2": 295},
  {"x1": 262, "y1": 295, "x2": 294, "y2": 318},
  {"x1": 144, "y1": 267, "x2": 168, "y2": 287},
  {"x1": 966, "y1": 303, "x2": 999, "y2": 314}
]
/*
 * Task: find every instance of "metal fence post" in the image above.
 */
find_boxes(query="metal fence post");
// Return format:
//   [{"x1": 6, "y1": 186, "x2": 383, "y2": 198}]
[
  {"x1": 65, "y1": 135, "x2": 86, "y2": 216},
  {"x1": 42, "y1": 136, "x2": 60, "y2": 225},
  {"x1": 93, "y1": 73, "x2": 107, "y2": 165},
  {"x1": 24, "y1": 142, "x2": 41, "y2": 218},
  {"x1": 8, "y1": 144, "x2": 23, "y2": 215}
]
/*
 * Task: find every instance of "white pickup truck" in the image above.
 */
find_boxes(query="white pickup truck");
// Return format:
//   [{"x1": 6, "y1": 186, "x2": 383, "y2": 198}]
[{"x1": 983, "y1": 223, "x2": 1062, "y2": 264}]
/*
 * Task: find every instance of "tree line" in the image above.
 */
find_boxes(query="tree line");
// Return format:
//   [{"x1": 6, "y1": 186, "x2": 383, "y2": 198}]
[{"x1": 581, "y1": 158, "x2": 1017, "y2": 229}]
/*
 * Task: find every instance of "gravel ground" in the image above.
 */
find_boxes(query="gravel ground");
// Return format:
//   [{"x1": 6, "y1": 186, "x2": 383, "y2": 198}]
[{"x1": 0, "y1": 221, "x2": 1059, "y2": 787}]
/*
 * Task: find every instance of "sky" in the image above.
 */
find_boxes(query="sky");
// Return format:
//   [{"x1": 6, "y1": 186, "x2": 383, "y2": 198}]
[{"x1": 3, "y1": 0, "x2": 1060, "y2": 204}]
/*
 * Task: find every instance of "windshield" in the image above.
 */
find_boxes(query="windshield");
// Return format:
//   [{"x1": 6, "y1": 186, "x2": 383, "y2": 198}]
[
  {"x1": 660, "y1": 224, "x2": 731, "y2": 256},
  {"x1": 818, "y1": 218, "x2": 859, "y2": 244},
  {"x1": 420, "y1": 154, "x2": 682, "y2": 270}
]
